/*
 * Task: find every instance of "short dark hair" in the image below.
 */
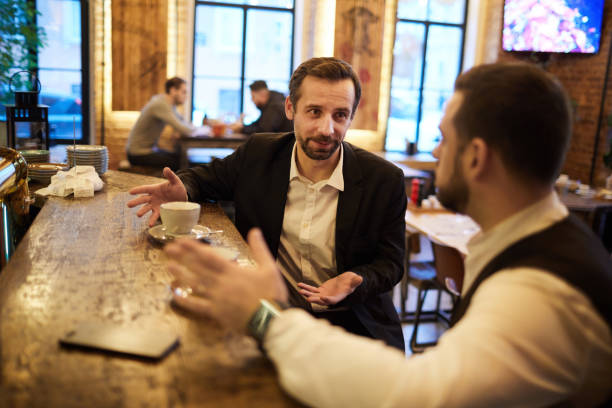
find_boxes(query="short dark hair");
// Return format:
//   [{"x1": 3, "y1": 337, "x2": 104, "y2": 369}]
[
  {"x1": 288, "y1": 57, "x2": 361, "y2": 118},
  {"x1": 453, "y1": 63, "x2": 572, "y2": 187},
  {"x1": 165, "y1": 77, "x2": 186, "y2": 94},
  {"x1": 249, "y1": 80, "x2": 268, "y2": 91}
]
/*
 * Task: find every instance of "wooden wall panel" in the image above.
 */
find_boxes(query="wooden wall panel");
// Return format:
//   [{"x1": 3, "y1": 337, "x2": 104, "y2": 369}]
[
  {"x1": 112, "y1": 0, "x2": 168, "y2": 111},
  {"x1": 334, "y1": 0, "x2": 386, "y2": 131}
]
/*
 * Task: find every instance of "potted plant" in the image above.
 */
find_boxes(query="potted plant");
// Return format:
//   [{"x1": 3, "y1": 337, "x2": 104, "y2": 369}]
[{"x1": 0, "y1": 0, "x2": 45, "y2": 104}]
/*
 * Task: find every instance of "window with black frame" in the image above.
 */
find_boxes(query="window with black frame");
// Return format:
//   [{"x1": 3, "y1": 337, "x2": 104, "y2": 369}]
[
  {"x1": 191, "y1": 0, "x2": 294, "y2": 127},
  {"x1": 386, "y1": 0, "x2": 468, "y2": 153},
  {"x1": 0, "y1": 0, "x2": 89, "y2": 144}
]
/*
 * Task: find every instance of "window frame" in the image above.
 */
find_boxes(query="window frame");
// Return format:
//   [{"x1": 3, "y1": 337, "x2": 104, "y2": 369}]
[
  {"x1": 32, "y1": 0, "x2": 91, "y2": 144},
  {"x1": 191, "y1": 0, "x2": 295, "y2": 122},
  {"x1": 386, "y1": 0, "x2": 469, "y2": 153}
]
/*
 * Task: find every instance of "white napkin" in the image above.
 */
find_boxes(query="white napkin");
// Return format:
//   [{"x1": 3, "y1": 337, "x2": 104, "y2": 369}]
[{"x1": 36, "y1": 166, "x2": 104, "y2": 198}]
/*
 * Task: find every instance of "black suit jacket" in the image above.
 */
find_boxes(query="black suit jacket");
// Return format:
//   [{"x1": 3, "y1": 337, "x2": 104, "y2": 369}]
[{"x1": 177, "y1": 133, "x2": 406, "y2": 349}]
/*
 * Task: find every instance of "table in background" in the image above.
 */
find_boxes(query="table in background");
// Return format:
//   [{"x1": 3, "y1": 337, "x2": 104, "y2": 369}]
[
  {"x1": 374, "y1": 151, "x2": 437, "y2": 172},
  {"x1": 405, "y1": 209, "x2": 480, "y2": 255},
  {"x1": 178, "y1": 133, "x2": 248, "y2": 169},
  {"x1": 0, "y1": 170, "x2": 299, "y2": 407},
  {"x1": 560, "y1": 192, "x2": 612, "y2": 248}
]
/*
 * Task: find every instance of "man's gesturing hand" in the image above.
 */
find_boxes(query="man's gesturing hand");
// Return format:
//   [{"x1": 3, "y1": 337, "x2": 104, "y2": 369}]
[
  {"x1": 165, "y1": 229, "x2": 288, "y2": 330},
  {"x1": 127, "y1": 167, "x2": 188, "y2": 227},
  {"x1": 297, "y1": 272, "x2": 363, "y2": 306}
]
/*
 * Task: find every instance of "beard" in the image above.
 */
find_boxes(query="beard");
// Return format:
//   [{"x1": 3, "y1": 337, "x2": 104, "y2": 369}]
[
  {"x1": 297, "y1": 133, "x2": 341, "y2": 161},
  {"x1": 436, "y1": 154, "x2": 469, "y2": 214}
]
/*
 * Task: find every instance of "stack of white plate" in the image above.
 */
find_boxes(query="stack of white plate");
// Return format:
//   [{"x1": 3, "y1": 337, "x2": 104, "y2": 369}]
[
  {"x1": 66, "y1": 145, "x2": 109, "y2": 175},
  {"x1": 19, "y1": 150, "x2": 50, "y2": 164},
  {"x1": 28, "y1": 163, "x2": 69, "y2": 185}
]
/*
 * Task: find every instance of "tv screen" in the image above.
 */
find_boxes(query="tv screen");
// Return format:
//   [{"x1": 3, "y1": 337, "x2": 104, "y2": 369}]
[{"x1": 503, "y1": 0, "x2": 604, "y2": 54}]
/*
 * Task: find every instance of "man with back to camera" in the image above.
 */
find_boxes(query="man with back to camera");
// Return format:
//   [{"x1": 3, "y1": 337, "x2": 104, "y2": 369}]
[
  {"x1": 228, "y1": 80, "x2": 293, "y2": 135},
  {"x1": 164, "y1": 62, "x2": 612, "y2": 407},
  {"x1": 126, "y1": 77, "x2": 204, "y2": 171},
  {"x1": 127, "y1": 57, "x2": 407, "y2": 350}
]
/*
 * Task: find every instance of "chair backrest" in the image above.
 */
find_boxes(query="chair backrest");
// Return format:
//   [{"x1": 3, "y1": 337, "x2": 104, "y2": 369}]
[{"x1": 431, "y1": 242, "x2": 465, "y2": 295}]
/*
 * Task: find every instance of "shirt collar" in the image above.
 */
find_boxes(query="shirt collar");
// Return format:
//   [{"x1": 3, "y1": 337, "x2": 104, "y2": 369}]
[
  {"x1": 289, "y1": 142, "x2": 345, "y2": 191},
  {"x1": 462, "y1": 191, "x2": 569, "y2": 293}
]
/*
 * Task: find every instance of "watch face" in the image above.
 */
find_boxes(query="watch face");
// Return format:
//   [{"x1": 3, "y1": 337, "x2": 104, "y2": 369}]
[{"x1": 247, "y1": 300, "x2": 281, "y2": 343}]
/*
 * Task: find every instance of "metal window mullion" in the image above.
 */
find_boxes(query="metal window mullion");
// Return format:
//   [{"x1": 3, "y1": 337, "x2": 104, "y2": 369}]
[
  {"x1": 415, "y1": 21, "x2": 429, "y2": 147},
  {"x1": 240, "y1": 7, "x2": 247, "y2": 113}
]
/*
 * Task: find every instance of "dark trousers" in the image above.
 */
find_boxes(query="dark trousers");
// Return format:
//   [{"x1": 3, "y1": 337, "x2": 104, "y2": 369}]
[
  {"x1": 127, "y1": 148, "x2": 180, "y2": 171},
  {"x1": 311, "y1": 309, "x2": 374, "y2": 342}
]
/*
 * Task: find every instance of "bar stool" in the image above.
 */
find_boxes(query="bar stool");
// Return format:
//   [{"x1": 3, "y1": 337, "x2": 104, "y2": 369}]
[{"x1": 401, "y1": 230, "x2": 464, "y2": 353}]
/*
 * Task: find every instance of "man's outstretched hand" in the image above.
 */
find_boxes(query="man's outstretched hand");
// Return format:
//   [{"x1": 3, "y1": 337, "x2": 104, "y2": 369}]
[
  {"x1": 165, "y1": 229, "x2": 288, "y2": 330},
  {"x1": 127, "y1": 167, "x2": 188, "y2": 227},
  {"x1": 297, "y1": 272, "x2": 363, "y2": 306}
]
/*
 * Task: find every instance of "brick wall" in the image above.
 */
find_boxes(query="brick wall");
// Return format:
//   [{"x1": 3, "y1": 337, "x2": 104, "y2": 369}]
[{"x1": 490, "y1": 1, "x2": 612, "y2": 187}]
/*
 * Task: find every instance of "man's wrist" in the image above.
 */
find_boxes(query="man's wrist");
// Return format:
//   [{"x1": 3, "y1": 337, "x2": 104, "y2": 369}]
[{"x1": 246, "y1": 299, "x2": 289, "y2": 345}]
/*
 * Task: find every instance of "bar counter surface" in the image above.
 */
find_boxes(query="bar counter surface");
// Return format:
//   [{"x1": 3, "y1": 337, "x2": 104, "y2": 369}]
[{"x1": 0, "y1": 171, "x2": 300, "y2": 407}]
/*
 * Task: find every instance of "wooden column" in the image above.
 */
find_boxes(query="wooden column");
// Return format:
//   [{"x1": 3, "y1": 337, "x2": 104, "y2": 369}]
[
  {"x1": 112, "y1": 0, "x2": 168, "y2": 111},
  {"x1": 334, "y1": 0, "x2": 386, "y2": 131}
]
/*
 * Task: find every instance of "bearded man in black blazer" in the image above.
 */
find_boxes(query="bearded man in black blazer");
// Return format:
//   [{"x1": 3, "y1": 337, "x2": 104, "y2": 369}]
[{"x1": 128, "y1": 57, "x2": 407, "y2": 350}]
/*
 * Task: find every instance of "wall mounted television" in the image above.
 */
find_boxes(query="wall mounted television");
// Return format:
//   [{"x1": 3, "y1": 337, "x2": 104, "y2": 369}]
[{"x1": 502, "y1": 0, "x2": 604, "y2": 54}]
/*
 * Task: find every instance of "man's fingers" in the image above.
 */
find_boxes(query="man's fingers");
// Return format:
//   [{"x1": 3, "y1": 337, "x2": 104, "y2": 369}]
[
  {"x1": 126, "y1": 195, "x2": 150, "y2": 208},
  {"x1": 297, "y1": 282, "x2": 320, "y2": 293},
  {"x1": 350, "y1": 275, "x2": 364, "y2": 288},
  {"x1": 164, "y1": 167, "x2": 182, "y2": 186},
  {"x1": 298, "y1": 289, "x2": 317, "y2": 298},
  {"x1": 167, "y1": 261, "x2": 205, "y2": 291},
  {"x1": 247, "y1": 229, "x2": 276, "y2": 270},
  {"x1": 129, "y1": 184, "x2": 159, "y2": 196},
  {"x1": 168, "y1": 239, "x2": 233, "y2": 276},
  {"x1": 172, "y1": 292, "x2": 215, "y2": 318},
  {"x1": 147, "y1": 210, "x2": 160, "y2": 227},
  {"x1": 136, "y1": 204, "x2": 152, "y2": 218}
]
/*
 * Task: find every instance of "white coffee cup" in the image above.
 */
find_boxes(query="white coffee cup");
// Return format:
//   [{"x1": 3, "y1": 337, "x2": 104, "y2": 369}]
[{"x1": 160, "y1": 201, "x2": 201, "y2": 235}]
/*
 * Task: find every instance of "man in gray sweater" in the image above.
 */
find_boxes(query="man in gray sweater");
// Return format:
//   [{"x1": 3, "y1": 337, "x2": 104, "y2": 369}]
[{"x1": 126, "y1": 77, "x2": 197, "y2": 170}]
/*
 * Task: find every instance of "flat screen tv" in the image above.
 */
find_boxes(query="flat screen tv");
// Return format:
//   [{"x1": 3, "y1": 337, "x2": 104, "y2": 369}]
[{"x1": 502, "y1": 0, "x2": 604, "y2": 54}]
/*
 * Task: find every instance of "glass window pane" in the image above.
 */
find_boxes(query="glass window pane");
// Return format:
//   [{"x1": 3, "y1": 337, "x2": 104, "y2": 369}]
[
  {"x1": 37, "y1": 0, "x2": 83, "y2": 141},
  {"x1": 428, "y1": 0, "x2": 465, "y2": 24},
  {"x1": 194, "y1": 6, "x2": 244, "y2": 78},
  {"x1": 242, "y1": 78, "x2": 288, "y2": 124},
  {"x1": 38, "y1": 0, "x2": 82, "y2": 70},
  {"x1": 418, "y1": 25, "x2": 462, "y2": 152},
  {"x1": 192, "y1": 77, "x2": 241, "y2": 124},
  {"x1": 39, "y1": 69, "x2": 83, "y2": 140},
  {"x1": 397, "y1": 0, "x2": 427, "y2": 21},
  {"x1": 203, "y1": 0, "x2": 294, "y2": 8},
  {"x1": 244, "y1": 9, "x2": 293, "y2": 81},
  {"x1": 385, "y1": 22, "x2": 425, "y2": 152}
]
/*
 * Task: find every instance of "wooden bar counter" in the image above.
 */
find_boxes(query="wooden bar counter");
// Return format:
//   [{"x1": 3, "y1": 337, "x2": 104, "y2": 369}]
[{"x1": 0, "y1": 171, "x2": 300, "y2": 407}]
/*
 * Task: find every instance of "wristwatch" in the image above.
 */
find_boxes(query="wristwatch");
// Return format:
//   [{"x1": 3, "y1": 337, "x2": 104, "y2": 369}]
[{"x1": 247, "y1": 299, "x2": 288, "y2": 345}]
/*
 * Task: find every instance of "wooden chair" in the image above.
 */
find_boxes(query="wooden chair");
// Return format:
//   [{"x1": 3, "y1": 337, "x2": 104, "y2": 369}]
[{"x1": 401, "y1": 230, "x2": 465, "y2": 353}]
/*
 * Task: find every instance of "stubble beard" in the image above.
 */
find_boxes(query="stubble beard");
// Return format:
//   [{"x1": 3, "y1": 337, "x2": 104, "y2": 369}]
[
  {"x1": 297, "y1": 134, "x2": 341, "y2": 161},
  {"x1": 436, "y1": 155, "x2": 469, "y2": 214}
]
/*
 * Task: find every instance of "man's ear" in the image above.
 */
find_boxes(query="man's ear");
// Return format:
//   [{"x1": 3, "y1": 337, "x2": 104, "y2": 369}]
[
  {"x1": 465, "y1": 137, "x2": 490, "y2": 180},
  {"x1": 285, "y1": 96, "x2": 295, "y2": 120}
]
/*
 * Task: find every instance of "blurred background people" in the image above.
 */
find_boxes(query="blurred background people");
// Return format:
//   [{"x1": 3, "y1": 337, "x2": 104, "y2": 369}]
[
  {"x1": 229, "y1": 80, "x2": 293, "y2": 135},
  {"x1": 126, "y1": 77, "x2": 204, "y2": 171}
]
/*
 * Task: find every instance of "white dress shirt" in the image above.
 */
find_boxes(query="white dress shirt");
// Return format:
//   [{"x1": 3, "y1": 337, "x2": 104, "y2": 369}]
[
  {"x1": 276, "y1": 143, "x2": 344, "y2": 309},
  {"x1": 264, "y1": 192, "x2": 612, "y2": 407}
]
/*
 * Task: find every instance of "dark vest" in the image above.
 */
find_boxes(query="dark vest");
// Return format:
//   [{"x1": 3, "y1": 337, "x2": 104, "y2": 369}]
[{"x1": 450, "y1": 214, "x2": 612, "y2": 329}]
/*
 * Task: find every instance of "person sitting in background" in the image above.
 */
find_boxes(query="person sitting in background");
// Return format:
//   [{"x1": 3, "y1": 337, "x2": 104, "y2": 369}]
[
  {"x1": 229, "y1": 80, "x2": 293, "y2": 135},
  {"x1": 165, "y1": 62, "x2": 612, "y2": 407},
  {"x1": 126, "y1": 77, "x2": 202, "y2": 171}
]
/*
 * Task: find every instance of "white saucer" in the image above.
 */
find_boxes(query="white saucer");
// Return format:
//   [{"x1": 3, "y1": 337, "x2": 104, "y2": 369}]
[{"x1": 147, "y1": 224, "x2": 211, "y2": 244}]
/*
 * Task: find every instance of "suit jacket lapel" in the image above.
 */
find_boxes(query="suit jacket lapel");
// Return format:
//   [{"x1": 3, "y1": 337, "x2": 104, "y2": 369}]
[
  {"x1": 263, "y1": 138, "x2": 293, "y2": 257},
  {"x1": 336, "y1": 142, "x2": 363, "y2": 273}
]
